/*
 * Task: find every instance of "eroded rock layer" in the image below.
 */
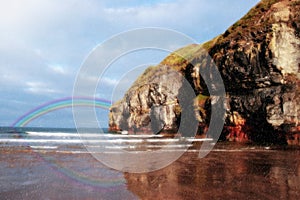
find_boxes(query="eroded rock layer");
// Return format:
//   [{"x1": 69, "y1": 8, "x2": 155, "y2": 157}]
[{"x1": 109, "y1": 0, "x2": 300, "y2": 144}]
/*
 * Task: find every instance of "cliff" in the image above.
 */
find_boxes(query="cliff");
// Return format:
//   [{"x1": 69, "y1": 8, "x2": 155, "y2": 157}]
[{"x1": 109, "y1": 0, "x2": 300, "y2": 145}]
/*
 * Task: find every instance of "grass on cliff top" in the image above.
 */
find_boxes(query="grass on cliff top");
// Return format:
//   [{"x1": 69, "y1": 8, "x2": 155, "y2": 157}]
[
  {"x1": 201, "y1": 35, "x2": 221, "y2": 51},
  {"x1": 127, "y1": 44, "x2": 204, "y2": 94},
  {"x1": 127, "y1": 0, "x2": 283, "y2": 90},
  {"x1": 124, "y1": 0, "x2": 285, "y2": 96},
  {"x1": 238, "y1": 0, "x2": 278, "y2": 23},
  {"x1": 130, "y1": 65, "x2": 158, "y2": 88},
  {"x1": 215, "y1": 0, "x2": 280, "y2": 45},
  {"x1": 160, "y1": 44, "x2": 203, "y2": 71}
]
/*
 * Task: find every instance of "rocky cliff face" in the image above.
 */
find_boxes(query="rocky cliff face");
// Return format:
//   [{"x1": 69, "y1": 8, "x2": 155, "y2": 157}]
[{"x1": 109, "y1": 0, "x2": 300, "y2": 145}]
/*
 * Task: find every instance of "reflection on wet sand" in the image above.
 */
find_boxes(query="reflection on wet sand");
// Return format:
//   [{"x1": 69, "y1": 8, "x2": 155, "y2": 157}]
[
  {"x1": 0, "y1": 148, "x2": 137, "y2": 200},
  {"x1": 1, "y1": 143, "x2": 299, "y2": 199},
  {"x1": 125, "y1": 143, "x2": 300, "y2": 199}
]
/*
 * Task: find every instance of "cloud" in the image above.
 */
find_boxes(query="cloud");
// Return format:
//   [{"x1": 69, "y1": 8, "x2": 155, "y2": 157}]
[
  {"x1": 25, "y1": 81, "x2": 61, "y2": 94},
  {"x1": 102, "y1": 0, "x2": 260, "y2": 41},
  {"x1": 0, "y1": 0, "x2": 260, "y2": 127},
  {"x1": 48, "y1": 64, "x2": 68, "y2": 75},
  {"x1": 101, "y1": 77, "x2": 119, "y2": 86}
]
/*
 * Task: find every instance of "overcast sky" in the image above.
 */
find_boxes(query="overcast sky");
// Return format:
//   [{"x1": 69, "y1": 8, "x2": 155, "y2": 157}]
[{"x1": 0, "y1": 0, "x2": 259, "y2": 128}]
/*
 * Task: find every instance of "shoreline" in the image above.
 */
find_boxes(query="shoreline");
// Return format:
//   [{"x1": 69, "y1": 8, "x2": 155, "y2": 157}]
[{"x1": 1, "y1": 142, "x2": 300, "y2": 199}]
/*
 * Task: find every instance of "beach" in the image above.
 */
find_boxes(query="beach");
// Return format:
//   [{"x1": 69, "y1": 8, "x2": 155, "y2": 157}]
[{"x1": 1, "y1": 140, "x2": 300, "y2": 199}]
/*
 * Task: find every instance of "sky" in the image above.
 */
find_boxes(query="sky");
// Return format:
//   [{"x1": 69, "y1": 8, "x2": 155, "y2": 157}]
[{"x1": 0, "y1": 0, "x2": 260, "y2": 128}]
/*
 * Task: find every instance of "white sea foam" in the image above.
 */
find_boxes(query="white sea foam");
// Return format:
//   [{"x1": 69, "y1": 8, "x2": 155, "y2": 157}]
[
  {"x1": 30, "y1": 146, "x2": 58, "y2": 149},
  {"x1": 29, "y1": 147, "x2": 276, "y2": 154},
  {"x1": 0, "y1": 135, "x2": 214, "y2": 145},
  {"x1": 185, "y1": 138, "x2": 214, "y2": 142},
  {"x1": 1, "y1": 131, "x2": 220, "y2": 155},
  {"x1": 27, "y1": 132, "x2": 96, "y2": 137},
  {"x1": 0, "y1": 138, "x2": 171, "y2": 144},
  {"x1": 27, "y1": 131, "x2": 164, "y2": 138}
]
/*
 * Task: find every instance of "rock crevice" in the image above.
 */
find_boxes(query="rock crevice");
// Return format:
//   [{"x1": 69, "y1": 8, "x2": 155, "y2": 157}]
[{"x1": 109, "y1": 0, "x2": 300, "y2": 144}]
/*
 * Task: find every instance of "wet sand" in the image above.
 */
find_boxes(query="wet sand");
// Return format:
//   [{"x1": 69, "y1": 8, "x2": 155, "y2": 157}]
[
  {"x1": 0, "y1": 147, "x2": 137, "y2": 200},
  {"x1": 1, "y1": 143, "x2": 300, "y2": 199}
]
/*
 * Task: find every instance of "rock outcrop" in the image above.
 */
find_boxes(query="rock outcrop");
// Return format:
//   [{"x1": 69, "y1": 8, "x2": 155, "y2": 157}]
[{"x1": 109, "y1": 0, "x2": 300, "y2": 145}]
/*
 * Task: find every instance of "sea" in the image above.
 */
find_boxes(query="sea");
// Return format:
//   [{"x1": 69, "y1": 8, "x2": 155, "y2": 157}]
[{"x1": 1, "y1": 126, "x2": 300, "y2": 199}]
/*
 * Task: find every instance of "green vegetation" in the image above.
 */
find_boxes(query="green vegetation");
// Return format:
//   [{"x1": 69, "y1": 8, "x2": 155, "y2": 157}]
[
  {"x1": 217, "y1": 0, "x2": 280, "y2": 45},
  {"x1": 202, "y1": 35, "x2": 221, "y2": 51},
  {"x1": 196, "y1": 94, "x2": 209, "y2": 101},
  {"x1": 161, "y1": 44, "x2": 205, "y2": 71},
  {"x1": 128, "y1": 0, "x2": 286, "y2": 97},
  {"x1": 235, "y1": 0, "x2": 278, "y2": 27},
  {"x1": 131, "y1": 65, "x2": 158, "y2": 87}
]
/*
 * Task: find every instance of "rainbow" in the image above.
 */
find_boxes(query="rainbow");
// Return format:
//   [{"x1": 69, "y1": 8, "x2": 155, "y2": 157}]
[
  {"x1": 10, "y1": 97, "x2": 127, "y2": 188},
  {"x1": 12, "y1": 97, "x2": 112, "y2": 127}
]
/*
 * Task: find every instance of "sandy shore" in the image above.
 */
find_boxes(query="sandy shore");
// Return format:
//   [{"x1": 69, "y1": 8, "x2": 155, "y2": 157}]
[
  {"x1": 1, "y1": 144, "x2": 300, "y2": 199},
  {"x1": 0, "y1": 147, "x2": 137, "y2": 200}
]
